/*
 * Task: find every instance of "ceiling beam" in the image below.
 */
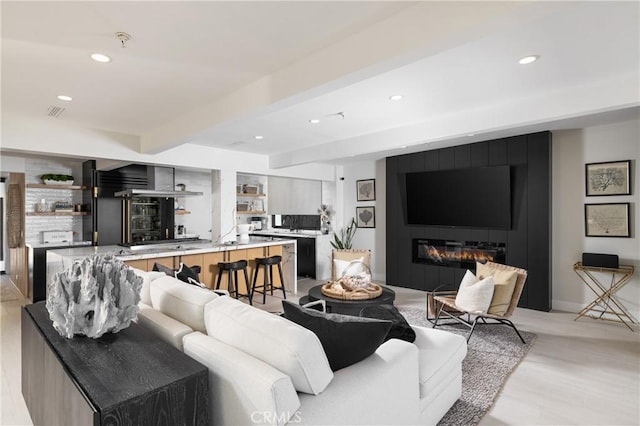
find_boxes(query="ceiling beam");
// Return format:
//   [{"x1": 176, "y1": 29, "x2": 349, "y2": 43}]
[
  {"x1": 269, "y1": 72, "x2": 640, "y2": 168},
  {"x1": 139, "y1": 1, "x2": 548, "y2": 155}
]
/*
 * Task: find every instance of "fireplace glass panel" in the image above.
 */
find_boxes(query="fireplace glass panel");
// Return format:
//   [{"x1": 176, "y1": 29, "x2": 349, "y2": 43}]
[{"x1": 413, "y1": 239, "x2": 506, "y2": 269}]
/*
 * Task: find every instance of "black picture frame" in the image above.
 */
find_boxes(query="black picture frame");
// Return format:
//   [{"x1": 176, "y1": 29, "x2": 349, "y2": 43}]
[
  {"x1": 356, "y1": 179, "x2": 375, "y2": 201},
  {"x1": 585, "y1": 203, "x2": 630, "y2": 237},
  {"x1": 356, "y1": 206, "x2": 375, "y2": 228},
  {"x1": 585, "y1": 160, "x2": 631, "y2": 196}
]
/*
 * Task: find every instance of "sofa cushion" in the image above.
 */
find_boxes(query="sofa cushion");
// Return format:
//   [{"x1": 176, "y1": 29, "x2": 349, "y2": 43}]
[
  {"x1": 412, "y1": 326, "x2": 467, "y2": 400},
  {"x1": 476, "y1": 262, "x2": 518, "y2": 316},
  {"x1": 130, "y1": 268, "x2": 165, "y2": 306},
  {"x1": 175, "y1": 262, "x2": 200, "y2": 284},
  {"x1": 184, "y1": 332, "x2": 300, "y2": 426},
  {"x1": 136, "y1": 304, "x2": 194, "y2": 351},
  {"x1": 152, "y1": 262, "x2": 175, "y2": 276},
  {"x1": 359, "y1": 304, "x2": 416, "y2": 343},
  {"x1": 297, "y1": 338, "x2": 420, "y2": 425},
  {"x1": 204, "y1": 296, "x2": 333, "y2": 395},
  {"x1": 455, "y1": 270, "x2": 494, "y2": 313},
  {"x1": 282, "y1": 301, "x2": 392, "y2": 371},
  {"x1": 149, "y1": 275, "x2": 218, "y2": 332}
]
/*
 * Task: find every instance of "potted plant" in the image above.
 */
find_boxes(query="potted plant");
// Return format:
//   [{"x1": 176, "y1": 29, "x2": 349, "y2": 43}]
[
  {"x1": 330, "y1": 217, "x2": 357, "y2": 249},
  {"x1": 41, "y1": 174, "x2": 74, "y2": 185}
]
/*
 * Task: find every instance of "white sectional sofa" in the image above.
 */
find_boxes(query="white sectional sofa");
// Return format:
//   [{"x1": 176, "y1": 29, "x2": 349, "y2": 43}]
[{"x1": 133, "y1": 269, "x2": 467, "y2": 426}]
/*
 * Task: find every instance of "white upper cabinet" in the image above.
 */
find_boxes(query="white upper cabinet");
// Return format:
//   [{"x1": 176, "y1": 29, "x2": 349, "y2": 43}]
[{"x1": 268, "y1": 176, "x2": 321, "y2": 214}]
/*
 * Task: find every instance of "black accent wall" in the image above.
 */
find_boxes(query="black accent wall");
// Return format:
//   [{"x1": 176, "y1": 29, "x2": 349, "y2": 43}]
[{"x1": 386, "y1": 132, "x2": 552, "y2": 311}]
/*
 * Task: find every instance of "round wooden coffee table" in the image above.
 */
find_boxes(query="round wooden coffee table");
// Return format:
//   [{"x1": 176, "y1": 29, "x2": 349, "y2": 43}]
[{"x1": 301, "y1": 284, "x2": 396, "y2": 316}]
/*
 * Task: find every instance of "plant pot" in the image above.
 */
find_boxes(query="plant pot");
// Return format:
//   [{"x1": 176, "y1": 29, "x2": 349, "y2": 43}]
[{"x1": 44, "y1": 179, "x2": 74, "y2": 185}]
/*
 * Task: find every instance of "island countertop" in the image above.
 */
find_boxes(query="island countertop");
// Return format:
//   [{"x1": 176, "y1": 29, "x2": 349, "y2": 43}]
[
  {"x1": 46, "y1": 237, "x2": 299, "y2": 295},
  {"x1": 46, "y1": 236, "x2": 296, "y2": 261}
]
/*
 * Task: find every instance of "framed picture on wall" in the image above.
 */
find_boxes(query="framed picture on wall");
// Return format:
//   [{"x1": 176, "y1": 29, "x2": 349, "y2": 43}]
[
  {"x1": 356, "y1": 206, "x2": 375, "y2": 228},
  {"x1": 585, "y1": 160, "x2": 631, "y2": 196},
  {"x1": 356, "y1": 179, "x2": 375, "y2": 201},
  {"x1": 585, "y1": 203, "x2": 630, "y2": 237}
]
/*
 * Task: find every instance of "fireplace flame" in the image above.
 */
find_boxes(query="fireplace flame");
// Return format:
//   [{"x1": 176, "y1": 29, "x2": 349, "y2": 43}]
[{"x1": 425, "y1": 246, "x2": 495, "y2": 263}]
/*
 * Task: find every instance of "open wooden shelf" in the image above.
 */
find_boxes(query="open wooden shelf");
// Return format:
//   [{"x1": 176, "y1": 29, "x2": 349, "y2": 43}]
[
  {"x1": 237, "y1": 211, "x2": 266, "y2": 215},
  {"x1": 175, "y1": 210, "x2": 191, "y2": 215},
  {"x1": 27, "y1": 184, "x2": 88, "y2": 190},
  {"x1": 236, "y1": 193, "x2": 266, "y2": 197}
]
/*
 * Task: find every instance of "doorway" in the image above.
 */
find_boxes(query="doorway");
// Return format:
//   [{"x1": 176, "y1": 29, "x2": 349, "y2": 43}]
[{"x1": 0, "y1": 177, "x2": 5, "y2": 273}]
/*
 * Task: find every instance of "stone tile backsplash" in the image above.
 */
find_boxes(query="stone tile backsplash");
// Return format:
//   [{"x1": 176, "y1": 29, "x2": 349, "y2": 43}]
[{"x1": 25, "y1": 158, "x2": 84, "y2": 244}]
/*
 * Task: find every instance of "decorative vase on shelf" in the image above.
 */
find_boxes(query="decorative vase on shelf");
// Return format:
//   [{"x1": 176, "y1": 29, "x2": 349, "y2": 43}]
[{"x1": 321, "y1": 221, "x2": 330, "y2": 235}]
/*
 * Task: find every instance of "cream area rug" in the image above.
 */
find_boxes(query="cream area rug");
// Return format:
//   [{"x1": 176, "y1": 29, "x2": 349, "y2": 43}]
[{"x1": 399, "y1": 307, "x2": 536, "y2": 426}]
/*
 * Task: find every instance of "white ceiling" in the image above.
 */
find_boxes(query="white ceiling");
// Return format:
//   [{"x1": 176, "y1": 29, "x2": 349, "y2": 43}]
[{"x1": 2, "y1": 1, "x2": 638, "y2": 168}]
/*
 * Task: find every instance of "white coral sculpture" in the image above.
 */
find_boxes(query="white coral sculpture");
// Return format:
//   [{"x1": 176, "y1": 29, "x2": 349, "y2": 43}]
[{"x1": 46, "y1": 254, "x2": 142, "y2": 339}]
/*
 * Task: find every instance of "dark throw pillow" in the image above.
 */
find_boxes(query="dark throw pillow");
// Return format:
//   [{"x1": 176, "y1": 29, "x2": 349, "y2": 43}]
[
  {"x1": 359, "y1": 305, "x2": 416, "y2": 343},
  {"x1": 176, "y1": 263, "x2": 200, "y2": 284},
  {"x1": 152, "y1": 262, "x2": 175, "y2": 277},
  {"x1": 282, "y1": 300, "x2": 392, "y2": 371}
]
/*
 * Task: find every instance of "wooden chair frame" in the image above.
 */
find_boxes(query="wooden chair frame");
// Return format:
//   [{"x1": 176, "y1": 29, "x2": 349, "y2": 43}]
[{"x1": 432, "y1": 262, "x2": 528, "y2": 344}]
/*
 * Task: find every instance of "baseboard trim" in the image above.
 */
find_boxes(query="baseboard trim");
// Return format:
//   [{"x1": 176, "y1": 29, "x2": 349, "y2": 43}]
[{"x1": 551, "y1": 300, "x2": 582, "y2": 313}]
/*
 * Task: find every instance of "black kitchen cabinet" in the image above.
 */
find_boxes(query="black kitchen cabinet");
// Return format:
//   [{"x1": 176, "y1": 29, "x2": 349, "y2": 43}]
[
  {"x1": 251, "y1": 232, "x2": 318, "y2": 278},
  {"x1": 82, "y1": 161, "x2": 174, "y2": 246},
  {"x1": 83, "y1": 160, "x2": 122, "y2": 246},
  {"x1": 296, "y1": 237, "x2": 316, "y2": 278}
]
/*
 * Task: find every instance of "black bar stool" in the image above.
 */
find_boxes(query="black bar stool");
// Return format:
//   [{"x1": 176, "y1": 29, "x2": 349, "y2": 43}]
[
  {"x1": 250, "y1": 255, "x2": 286, "y2": 304},
  {"x1": 216, "y1": 260, "x2": 251, "y2": 305}
]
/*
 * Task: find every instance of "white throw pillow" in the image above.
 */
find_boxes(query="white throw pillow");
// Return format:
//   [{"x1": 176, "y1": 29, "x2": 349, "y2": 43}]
[
  {"x1": 204, "y1": 296, "x2": 333, "y2": 395},
  {"x1": 333, "y1": 257, "x2": 364, "y2": 279},
  {"x1": 455, "y1": 270, "x2": 495, "y2": 314}
]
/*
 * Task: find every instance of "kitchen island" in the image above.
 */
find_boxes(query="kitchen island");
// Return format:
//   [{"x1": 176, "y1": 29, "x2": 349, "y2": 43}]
[
  {"x1": 251, "y1": 230, "x2": 331, "y2": 280},
  {"x1": 46, "y1": 237, "x2": 298, "y2": 298}
]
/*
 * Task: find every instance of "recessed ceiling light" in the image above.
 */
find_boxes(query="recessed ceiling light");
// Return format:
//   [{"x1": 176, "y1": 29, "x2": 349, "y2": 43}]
[
  {"x1": 57, "y1": 95, "x2": 72, "y2": 101},
  {"x1": 254, "y1": 135, "x2": 264, "y2": 140},
  {"x1": 309, "y1": 119, "x2": 320, "y2": 124},
  {"x1": 389, "y1": 95, "x2": 403, "y2": 101},
  {"x1": 400, "y1": 145, "x2": 407, "y2": 149},
  {"x1": 91, "y1": 53, "x2": 112, "y2": 63},
  {"x1": 467, "y1": 133, "x2": 475, "y2": 137},
  {"x1": 518, "y1": 55, "x2": 539, "y2": 65}
]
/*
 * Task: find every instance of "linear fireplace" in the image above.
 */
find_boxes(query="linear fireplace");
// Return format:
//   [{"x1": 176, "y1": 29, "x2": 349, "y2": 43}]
[{"x1": 413, "y1": 239, "x2": 506, "y2": 269}]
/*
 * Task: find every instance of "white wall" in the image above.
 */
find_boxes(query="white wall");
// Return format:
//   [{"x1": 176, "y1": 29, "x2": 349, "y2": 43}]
[
  {"x1": 553, "y1": 119, "x2": 639, "y2": 320},
  {"x1": 340, "y1": 159, "x2": 386, "y2": 282}
]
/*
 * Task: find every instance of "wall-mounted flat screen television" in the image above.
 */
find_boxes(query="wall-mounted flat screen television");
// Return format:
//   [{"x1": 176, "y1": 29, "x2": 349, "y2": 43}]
[{"x1": 405, "y1": 165, "x2": 511, "y2": 229}]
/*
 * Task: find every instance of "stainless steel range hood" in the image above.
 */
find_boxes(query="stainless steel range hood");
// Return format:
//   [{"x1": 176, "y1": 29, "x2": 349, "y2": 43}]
[
  {"x1": 114, "y1": 165, "x2": 203, "y2": 198},
  {"x1": 115, "y1": 188, "x2": 203, "y2": 197}
]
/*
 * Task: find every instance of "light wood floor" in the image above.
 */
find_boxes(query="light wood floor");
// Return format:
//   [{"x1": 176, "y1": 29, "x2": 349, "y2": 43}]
[{"x1": 2, "y1": 275, "x2": 638, "y2": 425}]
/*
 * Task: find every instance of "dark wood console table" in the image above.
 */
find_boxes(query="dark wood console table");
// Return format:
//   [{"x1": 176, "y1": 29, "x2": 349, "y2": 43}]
[{"x1": 22, "y1": 302, "x2": 209, "y2": 425}]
